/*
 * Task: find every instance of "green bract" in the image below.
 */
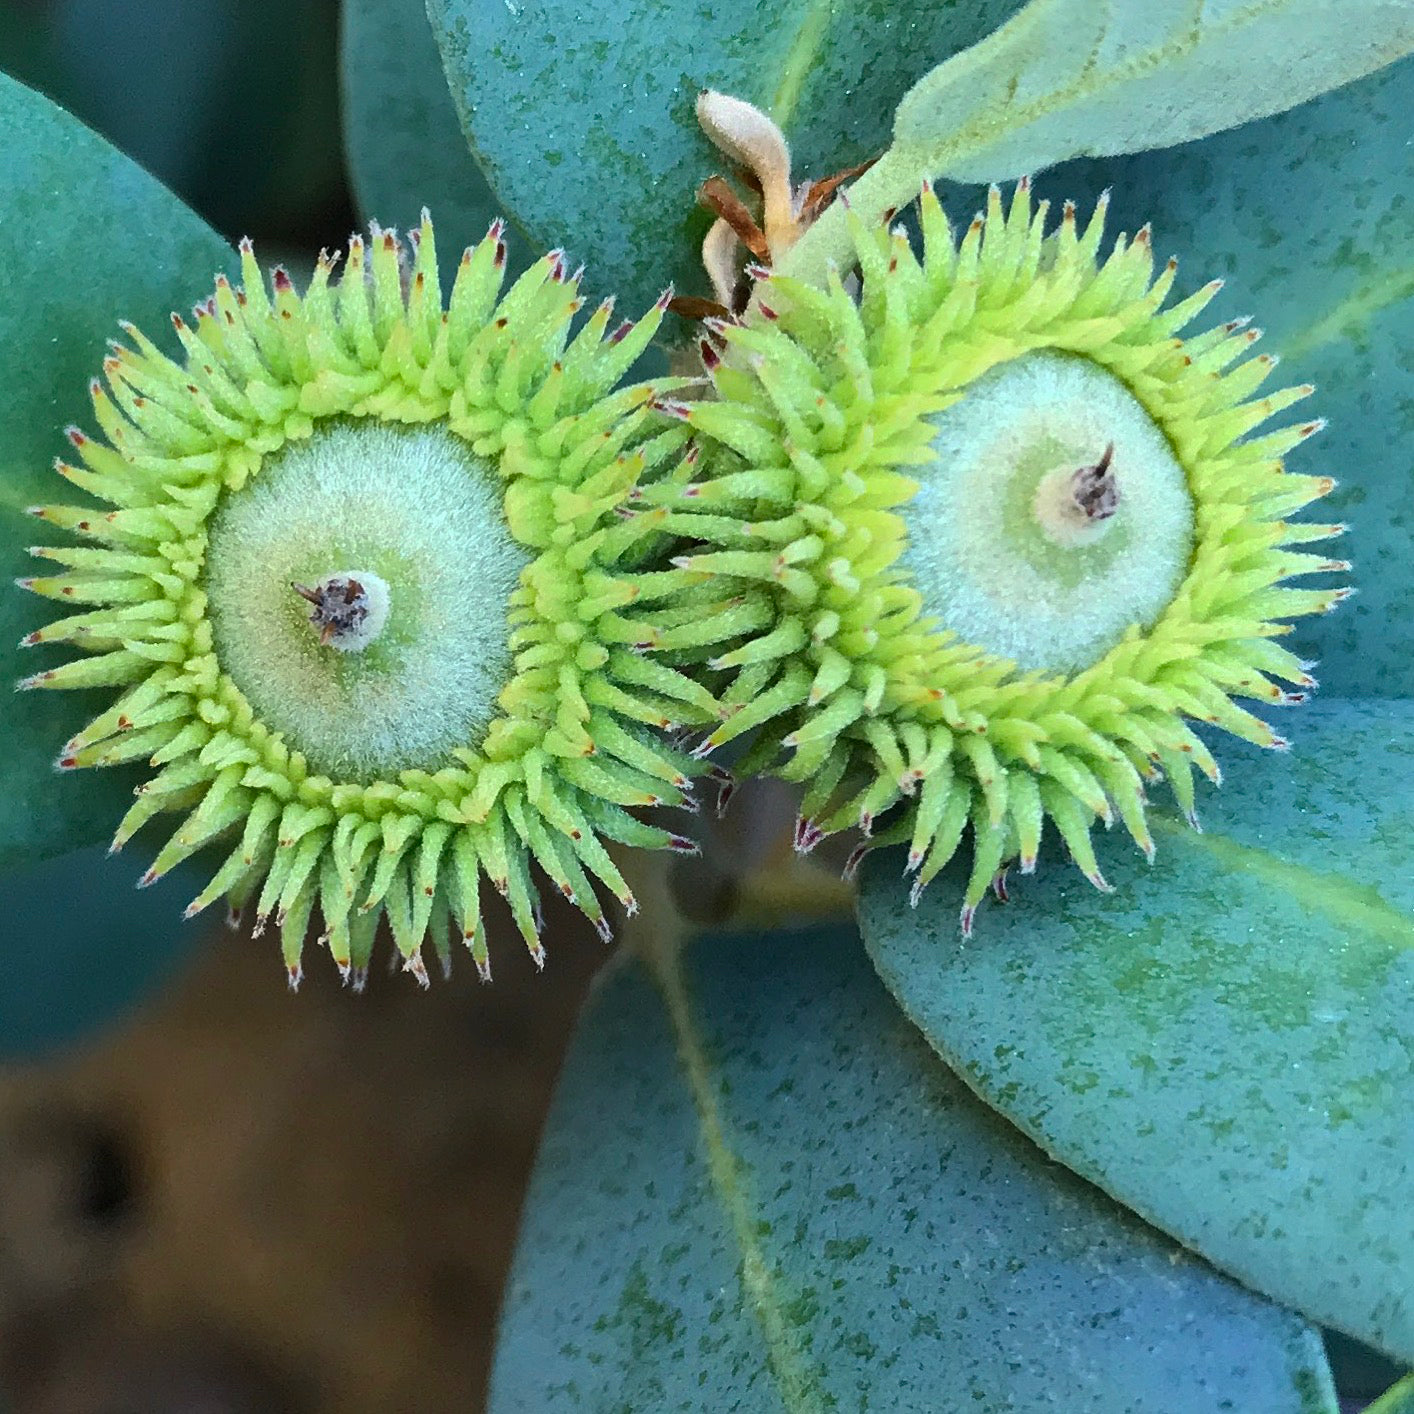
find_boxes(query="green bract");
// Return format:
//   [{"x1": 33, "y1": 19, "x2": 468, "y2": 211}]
[
  {"x1": 668, "y1": 182, "x2": 1349, "y2": 929},
  {"x1": 18, "y1": 214, "x2": 716, "y2": 987}
]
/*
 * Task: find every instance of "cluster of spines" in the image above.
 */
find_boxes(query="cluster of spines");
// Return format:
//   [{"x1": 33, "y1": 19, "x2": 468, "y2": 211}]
[
  {"x1": 19, "y1": 212, "x2": 720, "y2": 987},
  {"x1": 652, "y1": 180, "x2": 1347, "y2": 930}
]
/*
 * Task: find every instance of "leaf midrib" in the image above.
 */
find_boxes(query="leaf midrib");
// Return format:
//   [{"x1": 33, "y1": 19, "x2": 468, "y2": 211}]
[
  {"x1": 1153, "y1": 813, "x2": 1414, "y2": 952},
  {"x1": 643, "y1": 934, "x2": 828, "y2": 1414}
]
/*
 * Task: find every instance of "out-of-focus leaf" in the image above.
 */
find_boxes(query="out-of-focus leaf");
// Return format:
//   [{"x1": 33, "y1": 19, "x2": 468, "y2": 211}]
[
  {"x1": 0, "y1": 72, "x2": 231, "y2": 870},
  {"x1": 859, "y1": 699, "x2": 1414, "y2": 1364},
  {"x1": 490, "y1": 922, "x2": 1337, "y2": 1413},
  {"x1": 341, "y1": 0, "x2": 513, "y2": 283},
  {"x1": 0, "y1": 845, "x2": 205, "y2": 1062},
  {"x1": 427, "y1": 0, "x2": 1027, "y2": 319},
  {"x1": 0, "y1": 0, "x2": 344, "y2": 237}
]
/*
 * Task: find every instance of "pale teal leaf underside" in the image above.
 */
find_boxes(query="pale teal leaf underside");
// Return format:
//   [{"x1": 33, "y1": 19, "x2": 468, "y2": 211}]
[
  {"x1": 490, "y1": 923, "x2": 1336, "y2": 1413},
  {"x1": 0, "y1": 72, "x2": 232, "y2": 872},
  {"x1": 859, "y1": 699, "x2": 1414, "y2": 1364},
  {"x1": 426, "y1": 0, "x2": 1027, "y2": 318},
  {"x1": 899, "y1": 0, "x2": 1414, "y2": 181},
  {"x1": 785, "y1": 0, "x2": 1414, "y2": 289}
]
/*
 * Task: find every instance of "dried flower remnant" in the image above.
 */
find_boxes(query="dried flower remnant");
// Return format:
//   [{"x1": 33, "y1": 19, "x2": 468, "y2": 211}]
[{"x1": 690, "y1": 91, "x2": 875, "y2": 313}]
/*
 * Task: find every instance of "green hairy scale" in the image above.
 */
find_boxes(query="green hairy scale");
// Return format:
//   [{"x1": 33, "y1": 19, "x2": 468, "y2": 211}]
[
  {"x1": 18, "y1": 213, "x2": 720, "y2": 988},
  {"x1": 666, "y1": 181, "x2": 1349, "y2": 931}
]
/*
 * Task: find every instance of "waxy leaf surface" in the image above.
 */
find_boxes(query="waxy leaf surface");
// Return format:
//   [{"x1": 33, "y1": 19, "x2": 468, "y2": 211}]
[
  {"x1": 427, "y1": 0, "x2": 1026, "y2": 318},
  {"x1": 860, "y1": 699, "x2": 1414, "y2": 1363},
  {"x1": 491, "y1": 923, "x2": 1336, "y2": 1412}
]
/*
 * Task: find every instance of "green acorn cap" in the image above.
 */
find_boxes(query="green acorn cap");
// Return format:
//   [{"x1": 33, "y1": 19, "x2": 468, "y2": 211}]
[
  {"x1": 18, "y1": 213, "x2": 719, "y2": 988},
  {"x1": 664, "y1": 181, "x2": 1348, "y2": 931}
]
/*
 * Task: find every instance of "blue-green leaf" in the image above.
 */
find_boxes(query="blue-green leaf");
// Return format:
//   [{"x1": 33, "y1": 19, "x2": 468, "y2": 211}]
[
  {"x1": 0, "y1": 73, "x2": 231, "y2": 871},
  {"x1": 859, "y1": 699, "x2": 1414, "y2": 1365},
  {"x1": 341, "y1": 0, "x2": 512, "y2": 283},
  {"x1": 491, "y1": 922, "x2": 1336, "y2": 1412},
  {"x1": 427, "y1": 0, "x2": 1027, "y2": 318},
  {"x1": 0, "y1": 845, "x2": 204, "y2": 1062}
]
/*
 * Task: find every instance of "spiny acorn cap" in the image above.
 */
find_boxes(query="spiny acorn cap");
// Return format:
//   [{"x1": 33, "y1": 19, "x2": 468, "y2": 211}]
[
  {"x1": 18, "y1": 212, "x2": 721, "y2": 989},
  {"x1": 663, "y1": 181, "x2": 1348, "y2": 932}
]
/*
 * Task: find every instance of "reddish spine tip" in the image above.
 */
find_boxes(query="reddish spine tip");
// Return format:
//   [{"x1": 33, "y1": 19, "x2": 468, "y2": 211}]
[{"x1": 273, "y1": 267, "x2": 293, "y2": 291}]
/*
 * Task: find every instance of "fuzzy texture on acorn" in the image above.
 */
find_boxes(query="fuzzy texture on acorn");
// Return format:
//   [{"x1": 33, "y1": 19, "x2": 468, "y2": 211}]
[
  {"x1": 18, "y1": 213, "x2": 721, "y2": 988},
  {"x1": 661, "y1": 181, "x2": 1348, "y2": 931}
]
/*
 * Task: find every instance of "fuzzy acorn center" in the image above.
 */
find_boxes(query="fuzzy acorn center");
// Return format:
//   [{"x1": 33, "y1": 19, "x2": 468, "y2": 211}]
[
  {"x1": 898, "y1": 351, "x2": 1195, "y2": 675},
  {"x1": 204, "y1": 420, "x2": 529, "y2": 780}
]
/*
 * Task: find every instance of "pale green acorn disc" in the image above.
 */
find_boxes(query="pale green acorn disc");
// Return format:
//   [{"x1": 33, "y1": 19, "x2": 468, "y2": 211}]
[
  {"x1": 205, "y1": 420, "x2": 527, "y2": 780},
  {"x1": 903, "y1": 351, "x2": 1194, "y2": 675}
]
